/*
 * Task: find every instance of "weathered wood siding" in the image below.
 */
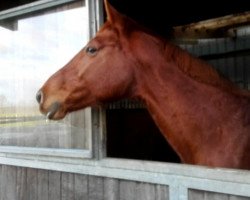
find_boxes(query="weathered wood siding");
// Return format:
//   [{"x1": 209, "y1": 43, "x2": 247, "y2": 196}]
[
  {"x1": 0, "y1": 165, "x2": 169, "y2": 200},
  {"x1": 182, "y1": 32, "x2": 250, "y2": 89},
  {"x1": 1, "y1": 164, "x2": 250, "y2": 200},
  {"x1": 189, "y1": 189, "x2": 250, "y2": 200}
]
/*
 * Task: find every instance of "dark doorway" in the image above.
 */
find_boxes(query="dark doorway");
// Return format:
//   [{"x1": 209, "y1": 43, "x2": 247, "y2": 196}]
[{"x1": 106, "y1": 108, "x2": 181, "y2": 163}]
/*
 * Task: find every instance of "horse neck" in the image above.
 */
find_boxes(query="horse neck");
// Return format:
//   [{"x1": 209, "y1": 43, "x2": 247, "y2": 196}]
[{"x1": 134, "y1": 40, "x2": 248, "y2": 163}]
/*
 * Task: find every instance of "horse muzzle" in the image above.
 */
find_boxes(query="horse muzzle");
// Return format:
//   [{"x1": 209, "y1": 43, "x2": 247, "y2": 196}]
[
  {"x1": 46, "y1": 102, "x2": 61, "y2": 119},
  {"x1": 36, "y1": 90, "x2": 64, "y2": 120}
]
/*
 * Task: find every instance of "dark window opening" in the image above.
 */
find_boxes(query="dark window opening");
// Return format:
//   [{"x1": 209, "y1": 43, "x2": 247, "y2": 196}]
[{"x1": 106, "y1": 105, "x2": 181, "y2": 163}]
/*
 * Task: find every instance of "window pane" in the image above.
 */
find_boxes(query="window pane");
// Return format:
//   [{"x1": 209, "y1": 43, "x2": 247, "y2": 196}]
[{"x1": 0, "y1": 1, "x2": 91, "y2": 149}]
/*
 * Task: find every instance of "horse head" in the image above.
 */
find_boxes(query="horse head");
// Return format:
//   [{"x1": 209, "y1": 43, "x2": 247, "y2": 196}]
[{"x1": 36, "y1": 0, "x2": 140, "y2": 120}]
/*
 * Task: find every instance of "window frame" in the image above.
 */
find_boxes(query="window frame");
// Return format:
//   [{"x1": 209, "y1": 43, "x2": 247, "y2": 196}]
[
  {"x1": 0, "y1": 0, "x2": 78, "y2": 20},
  {"x1": 0, "y1": 0, "x2": 97, "y2": 161}
]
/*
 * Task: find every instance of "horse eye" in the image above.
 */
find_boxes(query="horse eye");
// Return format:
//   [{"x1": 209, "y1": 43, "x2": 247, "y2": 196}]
[{"x1": 86, "y1": 46, "x2": 98, "y2": 55}]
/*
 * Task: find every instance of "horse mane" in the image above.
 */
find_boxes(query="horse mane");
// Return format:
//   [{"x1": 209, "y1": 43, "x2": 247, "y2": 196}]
[{"x1": 164, "y1": 42, "x2": 250, "y2": 96}]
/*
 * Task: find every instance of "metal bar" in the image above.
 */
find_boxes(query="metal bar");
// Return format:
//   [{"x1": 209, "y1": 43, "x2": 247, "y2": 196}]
[
  {"x1": 88, "y1": 0, "x2": 106, "y2": 160},
  {"x1": 0, "y1": 0, "x2": 78, "y2": 20}
]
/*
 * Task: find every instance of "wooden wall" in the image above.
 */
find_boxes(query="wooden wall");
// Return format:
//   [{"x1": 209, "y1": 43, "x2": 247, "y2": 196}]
[
  {"x1": 189, "y1": 190, "x2": 250, "y2": 200},
  {"x1": 0, "y1": 165, "x2": 169, "y2": 200},
  {"x1": 1, "y1": 165, "x2": 250, "y2": 200},
  {"x1": 182, "y1": 33, "x2": 250, "y2": 89}
]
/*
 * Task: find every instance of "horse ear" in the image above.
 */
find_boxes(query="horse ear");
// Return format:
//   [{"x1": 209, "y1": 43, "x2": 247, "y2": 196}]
[{"x1": 104, "y1": 0, "x2": 122, "y2": 24}]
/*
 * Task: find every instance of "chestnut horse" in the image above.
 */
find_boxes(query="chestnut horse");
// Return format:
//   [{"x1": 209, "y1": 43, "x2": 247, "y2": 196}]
[{"x1": 37, "y1": 0, "x2": 250, "y2": 169}]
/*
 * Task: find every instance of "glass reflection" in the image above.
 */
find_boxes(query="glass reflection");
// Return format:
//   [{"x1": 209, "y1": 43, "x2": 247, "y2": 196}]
[{"x1": 0, "y1": 6, "x2": 90, "y2": 149}]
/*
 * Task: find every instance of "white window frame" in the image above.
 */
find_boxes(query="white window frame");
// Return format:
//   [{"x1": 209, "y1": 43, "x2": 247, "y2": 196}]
[{"x1": 0, "y1": 0, "x2": 98, "y2": 162}]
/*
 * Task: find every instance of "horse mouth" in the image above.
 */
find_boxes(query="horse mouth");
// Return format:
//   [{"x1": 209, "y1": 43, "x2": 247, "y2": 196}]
[{"x1": 45, "y1": 102, "x2": 63, "y2": 120}]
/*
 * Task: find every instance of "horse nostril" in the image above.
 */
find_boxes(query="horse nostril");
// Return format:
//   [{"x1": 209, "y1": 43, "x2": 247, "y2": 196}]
[{"x1": 36, "y1": 91, "x2": 43, "y2": 104}]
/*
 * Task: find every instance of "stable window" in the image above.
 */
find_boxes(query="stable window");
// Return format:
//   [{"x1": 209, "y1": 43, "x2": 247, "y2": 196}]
[
  {"x1": 105, "y1": 101, "x2": 181, "y2": 163},
  {"x1": 0, "y1": 0, "x2": 93, "y2": 159}
]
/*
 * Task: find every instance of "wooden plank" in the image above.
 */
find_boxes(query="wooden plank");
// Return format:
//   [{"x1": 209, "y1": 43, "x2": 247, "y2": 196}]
[
  {"x1": 48, "y1": 171, "x2": 61, "y2": 200},
  {"x1": 74, "y1": 174, "x2": 88, "y2": 200},
  {"x1": 0, "y1": 165, "x2": 17, "y2": 200},
  {"x1": 119, "y1": 180, "x2": 136, "y2": 200},
  {"x1": 135, "y1": 182, "x2": 156, "y2": 200},
  {"x1": 188, "y1": 189, "x2": 205, "y2": 200},
  {"x1": 104, "y1": 178, "x2": 119, "y2": 200},
  {"x1": 16, "y1": 167, "x2": 27, "y2": 200},
  {"x1": 188, "y1": 190, "x2": 249, "y2": 200},
  {"x1": 61, "y1": 172, "x2": 74, "y2": 200},
  {"x1": 204, "y1": 191, "x2": 229, "y2": 200},
  {"x1": 88, "y1": 176, "x2": 104, "y2": 200},
  {"x1": 155, "y1": 185, "x2": 169, "y2": 200},
  {"x1": 27, "y1": 168, "x2": 38, "y2": 200},
  {"x1": 173, "y1": 11, "x2": 250, "y2": 39},
  {"x1": 37, "y1": 170, "x2": 49, "y2": 200},
  {"x1": 229, "y1": 195, "x2": 250, "y2": 200}
]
